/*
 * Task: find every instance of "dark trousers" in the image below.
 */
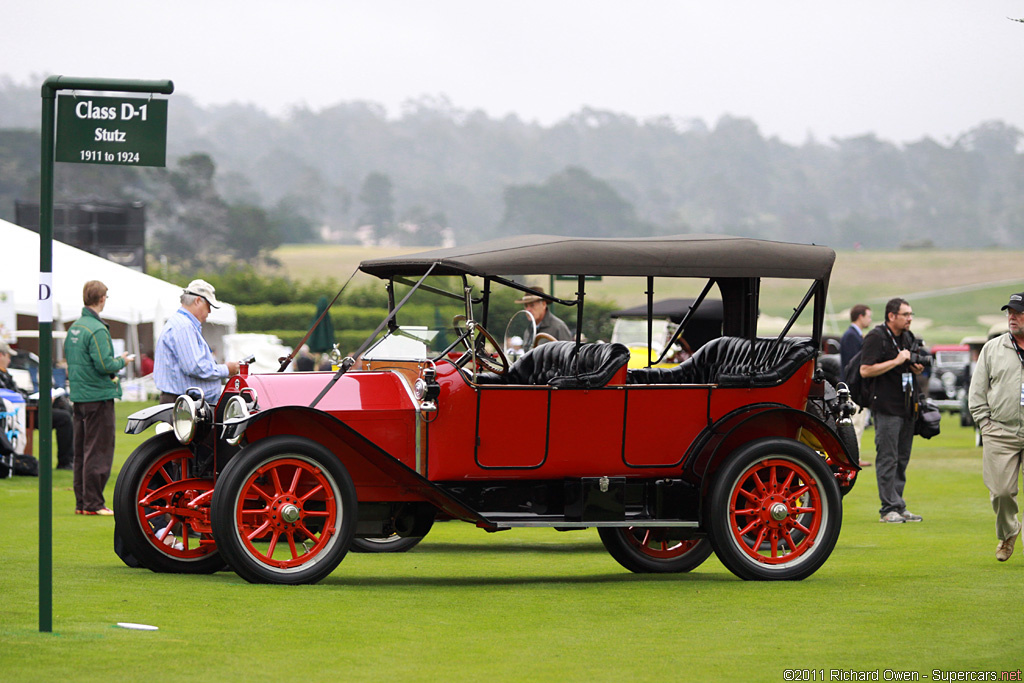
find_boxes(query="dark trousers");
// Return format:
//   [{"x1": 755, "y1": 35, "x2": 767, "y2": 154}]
[
  {"x1": 72, "y1": 400, "x2": 115, "y2": 512},
  {"x1": 52, "y1": 406, "x2": 73, "y2": 468},
  {"x1": 873, "y1": 412, "x2": 915, "y2": 515}
]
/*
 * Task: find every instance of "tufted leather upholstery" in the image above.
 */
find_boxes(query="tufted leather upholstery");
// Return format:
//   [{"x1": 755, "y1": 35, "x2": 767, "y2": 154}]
[
  {"x1": 478, "y1": 341, "x2": 631, "y2": 388},
  {"x1": 626, "y1": 336, "x2": 816, "y2": 387}
]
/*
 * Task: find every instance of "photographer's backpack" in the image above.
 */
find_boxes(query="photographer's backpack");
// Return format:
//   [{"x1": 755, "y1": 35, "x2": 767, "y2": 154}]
[{"x1": 841, "y1": 350, "x2": 870, "y2": 407}]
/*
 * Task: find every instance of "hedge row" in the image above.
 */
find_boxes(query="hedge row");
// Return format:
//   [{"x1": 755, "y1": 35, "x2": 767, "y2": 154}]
[
  {"x1": 237, "y1": 304, "x2": 388, "y2": 332},
  {"x1": 237, "y1": 303, "x2": 467, "y2": 334},
  {"x1": 239, "y1": 299, "x2": 619, "y2": 350},
  {"x1": 264, "y1": 329, "x2": 379, "y2": 355}
]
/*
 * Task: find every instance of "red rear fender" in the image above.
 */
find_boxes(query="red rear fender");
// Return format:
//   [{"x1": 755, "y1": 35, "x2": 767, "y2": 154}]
[{"x1": 687, "y1": 405, "x2": 857, "y2": 493}]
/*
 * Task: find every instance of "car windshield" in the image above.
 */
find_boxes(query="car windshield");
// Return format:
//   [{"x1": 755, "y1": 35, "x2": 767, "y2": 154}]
[
  {"x1": 361, "y1": 327, "x2": 446, "y2": 362},
  {"x1": 935, "y1": 350, "x2": 969, "y2": 367}
]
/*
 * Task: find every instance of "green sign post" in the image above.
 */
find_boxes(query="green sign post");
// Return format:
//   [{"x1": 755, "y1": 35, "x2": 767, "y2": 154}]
[{"x1": 38, "y1": 76, "x2": 172, "y2": 633}]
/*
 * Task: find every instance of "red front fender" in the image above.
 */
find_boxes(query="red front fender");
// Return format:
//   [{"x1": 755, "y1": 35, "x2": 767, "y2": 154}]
[{"x1": 235, "y1": 407, "x2": 496, "y2": 529}]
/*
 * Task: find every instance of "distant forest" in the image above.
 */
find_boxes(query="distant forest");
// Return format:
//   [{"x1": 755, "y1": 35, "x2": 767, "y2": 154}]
[{"x1": 1, "y1": 78, "x2": 1021, "y2": 265}]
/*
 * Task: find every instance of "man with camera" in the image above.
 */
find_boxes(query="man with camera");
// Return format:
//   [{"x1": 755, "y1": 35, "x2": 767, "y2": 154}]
[
  {"x1": 968, "y1": 292, "x2": 1024, "y2": 561},
  {"x1": 860, "y1": 297, "x2": 926, "y2": 524}
]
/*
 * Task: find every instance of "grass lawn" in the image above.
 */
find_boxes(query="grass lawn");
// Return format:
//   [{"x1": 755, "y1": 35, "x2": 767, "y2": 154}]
[{"x1": 1, "y1": 404, "x2": 1021, "y2": 681}]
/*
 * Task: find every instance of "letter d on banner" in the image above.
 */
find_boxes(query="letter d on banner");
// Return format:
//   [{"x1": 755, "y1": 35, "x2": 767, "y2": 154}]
[{"x1": 39, "y1": 273, "x2": 53, "y2": 323}]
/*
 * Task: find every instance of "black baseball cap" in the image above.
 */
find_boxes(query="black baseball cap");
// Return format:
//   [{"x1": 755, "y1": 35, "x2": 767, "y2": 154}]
[{"x1": 1001, "y1": 292, "x2": 1024, "y2": 313}]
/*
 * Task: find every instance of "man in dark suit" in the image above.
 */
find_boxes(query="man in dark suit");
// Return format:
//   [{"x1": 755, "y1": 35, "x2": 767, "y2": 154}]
[{"x1": 840, "y1": 304, "x2": 872, "y2": 463}]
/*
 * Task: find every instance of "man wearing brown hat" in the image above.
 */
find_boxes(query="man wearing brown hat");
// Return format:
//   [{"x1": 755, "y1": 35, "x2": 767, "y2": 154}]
[
  {"x1": 969, "y1": 291, "x2": 1024, "y2": 561},
  {"x1": 154, "y1": 279, "x2": 238, "y2": 404},
  {"x1": 514, "y1": 287, "x2": 572, "y2": 344}
]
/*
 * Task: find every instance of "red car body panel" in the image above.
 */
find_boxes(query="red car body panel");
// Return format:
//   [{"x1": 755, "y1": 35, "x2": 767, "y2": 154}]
[{"x1": 229, "y1": 355, "x2": 820, "y2": 488}]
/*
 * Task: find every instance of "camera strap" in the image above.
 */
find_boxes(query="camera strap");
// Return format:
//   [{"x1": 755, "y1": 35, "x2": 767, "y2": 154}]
[
  {"x1": 1011, "y1": 336, "x2": 1024, "y2": 368},
  {"x1": 883, "y1": 324, "x2": 904, "y2": 352},
  {"x1": 883, "y1": 324, "x2": 915, "y2": 410}
]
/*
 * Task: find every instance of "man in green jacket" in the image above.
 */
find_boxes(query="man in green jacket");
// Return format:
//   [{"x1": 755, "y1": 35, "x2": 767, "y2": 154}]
[{"x1": 65, "y1": 280, "x2": 130, "y2": 515}]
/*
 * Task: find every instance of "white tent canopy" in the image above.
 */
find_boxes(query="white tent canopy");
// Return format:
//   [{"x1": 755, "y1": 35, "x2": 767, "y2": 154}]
[{"x1": 2, "y1": 218, "x2": 236, "y2": 354}]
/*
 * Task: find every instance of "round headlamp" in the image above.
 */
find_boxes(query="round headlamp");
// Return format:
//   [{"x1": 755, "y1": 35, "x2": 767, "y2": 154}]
[
  {"x1": 172, "y1": 395, "x2": 198, "y2": 444},
  {"x1": 222, "y1": 395, "x2": 250, "y2": 445}
]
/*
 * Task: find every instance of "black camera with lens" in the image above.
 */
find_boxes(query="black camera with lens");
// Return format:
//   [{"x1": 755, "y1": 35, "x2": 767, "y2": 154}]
[{"x1": 908, "y1": 339, "x2": 932, "y2": 368}]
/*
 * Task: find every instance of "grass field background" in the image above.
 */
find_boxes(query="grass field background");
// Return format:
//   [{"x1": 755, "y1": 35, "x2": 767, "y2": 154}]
[
  {"x1": 2, "y1": 403, "x2": 1022, "y2": 681},
  {"x1": 273, "y1": 244, "x2": 1024, "y2": 344}
]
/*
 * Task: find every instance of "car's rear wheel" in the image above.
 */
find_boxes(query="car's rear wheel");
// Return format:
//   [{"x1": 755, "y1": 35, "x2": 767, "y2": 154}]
[
  {"x1": 599, "y1": 527, "x2": 712, "y2": 573},
  {"x1": 708, "y1": 438, "x2": 842, "y2": 581},
  {"x1": 350, "y1": 533, "x2": 427, "y2": 553},
  {"x1": 112, "y1": 433, "x2": 222, "y2": 574},
  {"x1": 211, "y1": 436, "x2": 357, "y2": 584}
]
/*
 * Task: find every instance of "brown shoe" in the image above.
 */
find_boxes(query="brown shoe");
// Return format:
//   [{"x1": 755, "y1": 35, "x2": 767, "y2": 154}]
[{"x1": 996, "y1": 531, "x2": 1019, "y2": 562}]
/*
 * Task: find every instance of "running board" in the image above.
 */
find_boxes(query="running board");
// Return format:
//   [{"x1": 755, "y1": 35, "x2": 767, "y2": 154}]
[{"x1": 481, "y1": 514, "x2": 700, "y2": 530}]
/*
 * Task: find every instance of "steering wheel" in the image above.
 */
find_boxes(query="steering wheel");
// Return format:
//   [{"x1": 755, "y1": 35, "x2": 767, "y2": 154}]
[
  {"x1": 452, "y1": 316, "x2": 510, "y2": 375},
  {"x1": 533, "y1": 332, "x2": 558, "y2": 347}
]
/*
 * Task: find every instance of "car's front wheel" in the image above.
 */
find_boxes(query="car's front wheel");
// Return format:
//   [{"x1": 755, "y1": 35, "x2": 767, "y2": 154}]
[
  {"x1": 598, "y1": 527, "x2": 712, "y2": 573},
  {"x1": 210, "y1": 436, "x2": 357, "y2": 584},
  {"x1": 112, "y1": 433, "x2": 223, "y2": 574},
  {"x1": 707, "y1": 438, "x2": 842, "y2": 581}
]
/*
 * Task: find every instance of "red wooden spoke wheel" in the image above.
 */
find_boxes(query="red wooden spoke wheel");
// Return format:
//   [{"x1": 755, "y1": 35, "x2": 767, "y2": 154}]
[
  {"x1": 708, "y1": 438, "x2": 842, "y2": 581},
  {"x1": 599, "y1": 526, "x2": 712, "y2": 573},
  {"x1": 728, "y1": 458, "x2": 822, "y2": 564},
  {"x1": 112, "y1": 433, "x2": 223, "y2": 574},
  {"x1": 211, "y1": 436, "x2": 357, "y2": 584},
  {"x1": 137, "y1": 450, "x2": 218, "y2": 559},
  {"x1": 625, "y1": 529, "x2": 704, "y2": 558},
  {"x1": 235, "y1": 457, "x2": 338, "y2": 569}
]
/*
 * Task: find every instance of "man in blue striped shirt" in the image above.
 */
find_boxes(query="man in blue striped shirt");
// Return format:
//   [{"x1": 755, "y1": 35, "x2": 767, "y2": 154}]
[{"x1": 154, "y1": 280, "x2": 239, "y2": 404}]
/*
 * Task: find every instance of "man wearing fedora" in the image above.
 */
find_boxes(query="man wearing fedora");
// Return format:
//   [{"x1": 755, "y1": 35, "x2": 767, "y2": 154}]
[
  {"x1": 154, "y1": 279, "x2": 239, "y2": 404},
  {"x1": 970, "y1": 291, "x2": 1024, "y2": 561},
  {"x1": 515, "y1": 287, "x2": 573, "y2": 344}
]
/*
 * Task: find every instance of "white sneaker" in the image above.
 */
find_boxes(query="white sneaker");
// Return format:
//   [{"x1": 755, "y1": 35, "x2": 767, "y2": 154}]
[
  {"x1": 900, "y1": 510, "x2": 923, "y2": 522},
  {"x1": 880, "y1": 511, "x2": 905, "y2": 523}
]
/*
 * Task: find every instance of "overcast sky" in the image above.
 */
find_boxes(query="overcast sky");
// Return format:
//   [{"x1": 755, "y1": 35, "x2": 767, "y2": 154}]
[{"x1": 5, "y1": 1, "x2": 1023, "y2": 144}]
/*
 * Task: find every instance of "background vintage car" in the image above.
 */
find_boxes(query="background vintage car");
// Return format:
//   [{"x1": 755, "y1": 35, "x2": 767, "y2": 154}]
[
  {"x1": 609, "y1": 298, "x2": 724, "y2": 369},
  {"x1": 926, "y1": 343, "x2": 971, "y2": 414}
]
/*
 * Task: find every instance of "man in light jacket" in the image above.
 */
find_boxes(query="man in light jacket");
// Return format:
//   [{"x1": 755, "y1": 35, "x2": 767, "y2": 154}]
[{"x1": 970, "y1": 291, "x2": 1024, "y2": 561}]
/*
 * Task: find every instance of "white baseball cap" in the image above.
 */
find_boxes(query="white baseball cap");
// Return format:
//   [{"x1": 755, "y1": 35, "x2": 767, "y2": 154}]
[{"x1": 184, "y1": 279, "x2": 221, "y2": 309}]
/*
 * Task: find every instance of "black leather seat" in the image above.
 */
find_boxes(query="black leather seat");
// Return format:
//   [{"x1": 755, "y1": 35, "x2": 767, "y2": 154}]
[
  {"x1": 627, "y1": 337, "x2": 816, "y2": 387},
  {"x1": 478, "y1": 341, "x2": 631, "y2": 389}
]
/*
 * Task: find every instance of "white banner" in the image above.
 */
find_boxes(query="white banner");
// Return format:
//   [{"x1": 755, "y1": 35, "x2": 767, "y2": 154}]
[{"x1": 0, "y1": 290, "x2": 14, "y2": 343}]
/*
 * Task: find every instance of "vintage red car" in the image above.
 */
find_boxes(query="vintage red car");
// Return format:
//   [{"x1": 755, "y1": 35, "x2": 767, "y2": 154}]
[{"x1": 113, "y1": 234, "x2": 859, "y2": 584}]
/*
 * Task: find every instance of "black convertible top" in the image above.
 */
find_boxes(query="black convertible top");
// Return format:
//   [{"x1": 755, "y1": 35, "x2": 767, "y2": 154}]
[{"x1": 359, "y1": 234, "x2": 835, "y2": 281}]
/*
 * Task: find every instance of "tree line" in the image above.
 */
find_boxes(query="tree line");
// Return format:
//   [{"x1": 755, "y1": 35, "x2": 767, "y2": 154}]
[{"x1": 2, "y1": 79, "x2": 1022, "y2": 261}]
